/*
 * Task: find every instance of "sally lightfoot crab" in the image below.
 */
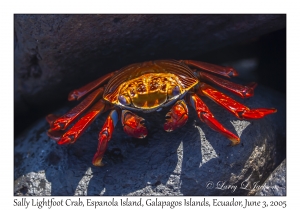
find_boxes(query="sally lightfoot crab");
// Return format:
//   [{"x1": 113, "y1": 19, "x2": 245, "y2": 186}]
[{"x1": 46, "y1": 60, "x2": 276, "y2": 166}]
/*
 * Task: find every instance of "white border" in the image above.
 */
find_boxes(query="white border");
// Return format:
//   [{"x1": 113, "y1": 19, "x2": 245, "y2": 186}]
[{"x1": 3, "y1": 0, "x2": 297, "y2": 209}]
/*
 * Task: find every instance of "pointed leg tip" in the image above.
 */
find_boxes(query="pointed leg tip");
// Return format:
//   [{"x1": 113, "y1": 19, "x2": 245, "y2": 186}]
[
  {"x1": 92, "y1": 157, "x2": 104, "y2": 167},
  {"x1": 230, "y1": 138, "x2": 240, "y2": 146},
  {"x1": 68, "y1": 91, "x2": 79, "y2": 101},
  {"x1": 241, "y1": 108, "x2": 277, "y2": 119},
  {"x1": 227, "y1": 67, "x2": 238, "y2": 77},
  {"x1": 248, "y1": 82, "x2": 258, "y2": 88},
  {"x1": 46, "y1": 114, "x2": 59, "y2": 125},
  {"x1": 265, "y1": 108, "x2": 277, "y2": 115},
  {"x1": 226, "y1": 133, "x2": 240, "y2": 146},
  {"x1": 46, "y1": 114, "x2": 66, "y2": 131},
  {"x1": 243, "y1": 82, "x2": 258, "y2": 98},
  {"x1": 47, "y1": 129, "x2": 64, "y2": 141}
]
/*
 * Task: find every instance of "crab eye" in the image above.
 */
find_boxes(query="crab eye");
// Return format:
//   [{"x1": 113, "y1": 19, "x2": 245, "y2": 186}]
[
  {"x1": 172, "y1": 86, "x2": 180, "y2": 96},
  {"x1": 118, "y1": 95, "x2": 130, "y2": 105}
]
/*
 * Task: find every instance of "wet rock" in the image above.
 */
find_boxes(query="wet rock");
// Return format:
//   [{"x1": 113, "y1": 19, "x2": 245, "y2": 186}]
[
  {"x1": 14, "y1": 14, "x2": 286, "y2": 127},
  {"x1": 14, "y1": 83, "x2": 286, "y2": 196},
  {"x1": 255, "y1": 159, "x2": 286, "y2": 196}
]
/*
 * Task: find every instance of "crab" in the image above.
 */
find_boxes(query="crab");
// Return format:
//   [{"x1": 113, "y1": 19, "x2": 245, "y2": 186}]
[{"x1": 46, "y1": 60, "x2": 277, "y2": 166}]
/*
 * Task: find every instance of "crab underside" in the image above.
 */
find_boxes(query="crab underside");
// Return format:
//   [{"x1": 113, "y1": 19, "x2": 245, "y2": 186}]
[{"x1": 46, "y1": 60, "x2": 276, "y2": 166}]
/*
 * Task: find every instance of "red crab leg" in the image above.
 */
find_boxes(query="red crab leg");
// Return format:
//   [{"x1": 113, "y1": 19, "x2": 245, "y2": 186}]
[
  {"x1": 164, "y1": 100, "x2": 189, "y2": 132},
  {"x1": 93, "y1": 109, "x2": 119, "y2": 166},
  {"x1": 46, "y1": 87, "x2": 104, "y2": 131},
  {"x1": 121, "y1": 110, "x2": 148, "y2": 138},
  {"x1": 197, "y1": 71, "x2": 257, "y2": 98},
  {"x1": 181, "y1": 60, "x2": 238, "y2": 78},
  {"x1": 189, "y1": 93, "x2": 240, "y2": 145},
  {"x1": 53, "y1": 99, "x2": 112, "y2": 144},
  {"x1": 68, "y1": 71, "x2": 116, "y2": 101},
  {"x1": 199, "y1": 83, "x2": 277, "y2": 119}
]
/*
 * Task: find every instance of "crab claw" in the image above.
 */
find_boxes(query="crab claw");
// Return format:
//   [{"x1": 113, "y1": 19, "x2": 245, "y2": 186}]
[
  {"x1": 121, "y1": 110, "x2": 148, "y2": 138},
  {"x1": 164, "y1": 100, "x2": 189, "y2": 132}
]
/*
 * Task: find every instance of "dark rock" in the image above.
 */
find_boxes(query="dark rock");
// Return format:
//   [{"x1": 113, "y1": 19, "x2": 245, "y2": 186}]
[
  {"x1": 14, "y1": 82, "x2": 286, "y2": 196},
  {"x1": 255, "y1": 159, "x2": 286, "y2": 196},
  {"x1": 14, "y1": 14, "x2": 286, "y2": 134}
]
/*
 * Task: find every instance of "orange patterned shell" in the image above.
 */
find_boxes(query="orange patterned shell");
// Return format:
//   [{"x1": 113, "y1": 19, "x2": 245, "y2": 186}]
[{"x1": 103, "y1": 60, "x2": 198, "y2": 110}]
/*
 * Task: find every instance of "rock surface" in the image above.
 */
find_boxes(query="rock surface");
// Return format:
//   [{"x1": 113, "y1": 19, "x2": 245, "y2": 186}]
[
  {"x1": 255, "y1": 159, "x2": 286, "y2": 196},
  {"x1": 14, "y1": 14, "x2": 286, "y2": 123},
  {"x1": 14, "y1": 83, "x2": 286, "y2": 196}
]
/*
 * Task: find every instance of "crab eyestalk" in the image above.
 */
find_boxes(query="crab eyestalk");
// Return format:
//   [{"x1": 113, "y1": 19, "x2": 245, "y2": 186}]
[
  {"x1": 164, "y1": 100, "x2": 189, "y2": 132},
  {"x1": 121, "y1": 110, "x2": 148, "y2": 139}
]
